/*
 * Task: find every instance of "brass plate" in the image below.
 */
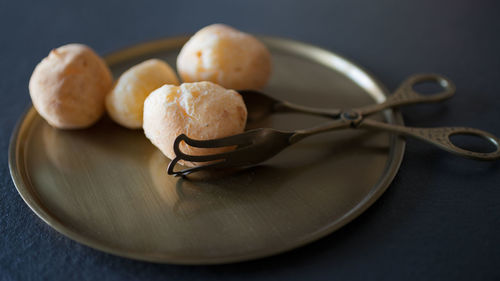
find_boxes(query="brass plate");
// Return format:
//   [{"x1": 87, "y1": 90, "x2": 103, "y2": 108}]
[{"x1": 9, "y1": 36, "x2": 405, "y2": 264}]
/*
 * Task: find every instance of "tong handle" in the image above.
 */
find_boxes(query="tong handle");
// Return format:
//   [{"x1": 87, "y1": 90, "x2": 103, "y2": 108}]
[
  {"x1": 358, "y1": 73, "x2": 456, "y2": 116},
  {"x1": 360, "y1": 119, "x2": 500, "y2": 160}
]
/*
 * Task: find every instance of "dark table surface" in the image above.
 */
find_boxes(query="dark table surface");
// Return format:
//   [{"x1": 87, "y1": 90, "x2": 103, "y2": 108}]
[{"x1": 1, "y1": 0, "x2": 499, "y2": 280}]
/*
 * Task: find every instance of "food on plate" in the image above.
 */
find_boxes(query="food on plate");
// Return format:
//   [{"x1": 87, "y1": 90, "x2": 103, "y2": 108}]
[
  {"x1": 143, "y1": 81, "x2": 247, "y2": 167},
  {"x1": 29, "y1": 44, "x2": 113, "y2": 129},
  {"x1": 106, "y1": 59, "x2": 179, "y2": 129},
  {"x1": 177, "y1": 24, "x2": 272, "y2": 90}
]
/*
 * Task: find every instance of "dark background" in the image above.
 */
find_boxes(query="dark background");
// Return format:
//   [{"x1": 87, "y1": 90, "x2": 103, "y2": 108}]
[{"x1": 1, "y1": 0, "x2": 499, "y2": 280}]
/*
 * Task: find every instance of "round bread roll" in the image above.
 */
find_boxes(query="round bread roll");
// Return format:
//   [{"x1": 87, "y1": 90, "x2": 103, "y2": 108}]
[
  {"x1": 177, "y1": 24, "x2": 272, "y2": 90},
  {"x1": 29, "y1": 44, "x2": 113, "y2": 129},
  {"x1": 143, "y1": 81, "x2": 247, "y2": 167},
  {"x1": 106, "y1": 59, "x2": 179, "y2": 129}
]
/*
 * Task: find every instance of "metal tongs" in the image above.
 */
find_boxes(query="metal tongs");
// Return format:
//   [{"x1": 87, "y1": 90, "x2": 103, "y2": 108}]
[{"x1": 168, "y1": 74, "x2": 500, "y2": 176}]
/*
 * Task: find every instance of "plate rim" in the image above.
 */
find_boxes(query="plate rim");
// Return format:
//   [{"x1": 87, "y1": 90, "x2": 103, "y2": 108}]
[{"x1": 8, "y1": 35, "x2": 406, "y2": 264}]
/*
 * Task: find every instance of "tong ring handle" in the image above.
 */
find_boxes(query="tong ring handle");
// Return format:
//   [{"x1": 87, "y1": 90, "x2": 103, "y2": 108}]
[
  {"x1": 360, "y1": 119, "x2": 500, "y2": 160},
  {"x1": 358, "y1": 73, "x2": 456, "y2": 116}
]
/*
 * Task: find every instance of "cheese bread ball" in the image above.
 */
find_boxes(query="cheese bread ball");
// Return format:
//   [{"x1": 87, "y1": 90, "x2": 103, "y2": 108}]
[
  {"x1": 106, "y1": 59, "x2": 179, "y2": 129},
  {"x1": 177, "y1": 24, "x2": 271, "y2": 90},
  {"x1": 143, "y1": 81, "x2": 247, "y2": 167},
  {"x1": 29, "y1": 44, "x2": 113, "y2": 129}
]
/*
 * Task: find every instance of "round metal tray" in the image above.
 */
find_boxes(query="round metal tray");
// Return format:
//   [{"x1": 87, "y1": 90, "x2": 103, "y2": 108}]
[{"x1": 9, "y1": 36, "x2": 405, "y2": 264}]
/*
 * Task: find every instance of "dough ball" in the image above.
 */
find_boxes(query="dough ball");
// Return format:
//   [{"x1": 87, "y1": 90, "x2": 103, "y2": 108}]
[
  {"x1": 143, "y1": 81, "x2": 247, "y2": 167},
  {"x1": 106, "y1": 59, "x2": 179, "y2": 129},
  {"x1": 177, "y1": 24, "x2": 271, "y2": 90},
  {"x1": 29, "y1": 44, "x2": 113, "y2": 129}
]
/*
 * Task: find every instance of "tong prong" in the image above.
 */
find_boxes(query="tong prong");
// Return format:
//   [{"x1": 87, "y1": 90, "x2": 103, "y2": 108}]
[
  {"x1": 178, "y1": 133, "x2": 253, "y2": 149},
  {"x1": 168, "y1": 133, "x2": 251, "y2": 176},
  {"x1": 167, "y1": 157, "x2": 226, "y2": 176},
  {"x1": 173, "y1": 134, "x2": 234, "y2": 162}
]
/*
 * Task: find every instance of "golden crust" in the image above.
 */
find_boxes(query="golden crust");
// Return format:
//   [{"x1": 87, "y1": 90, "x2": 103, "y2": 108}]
[
  {"x1": 143, "y1": 81, "x2": 247, "y2": 167},
  {"x1": 29, "y1": 44, "x2": 113, "y2": 129},
  {"x1": 177, "y1": 24, "x2": 272, "y2": 90},
  {"x1": 105, "y1": 59, "x2": 180, "y2": 129}
]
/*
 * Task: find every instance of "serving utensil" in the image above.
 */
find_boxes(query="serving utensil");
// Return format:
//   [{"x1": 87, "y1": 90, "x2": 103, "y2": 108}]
[{"x1": 168, "y1": 74, "x2": 500, "y2": 176}]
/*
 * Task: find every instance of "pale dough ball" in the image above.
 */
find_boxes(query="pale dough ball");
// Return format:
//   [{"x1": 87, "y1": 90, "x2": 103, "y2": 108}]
[
  {"x1": 106, "y1": 59, "x2": 179, "y2": 129},
  {"x1": 29, "y1": 44, "x2": 113, "y2": 129},
  {"x1": 143, "y1": 81, "x2": 247, "y2": 167},
  {"x1": 177, "y1": 24, "x2": 272, "y2": 90}
]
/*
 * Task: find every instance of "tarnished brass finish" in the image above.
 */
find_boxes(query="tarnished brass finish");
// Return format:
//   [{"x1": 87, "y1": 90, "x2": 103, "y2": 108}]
[
  {"x1": 9, "y1": 36, "x2": 406, "y2": 264},
  {"x1": 168, "y1": 73, "x2": 499, "y2": 176}
]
